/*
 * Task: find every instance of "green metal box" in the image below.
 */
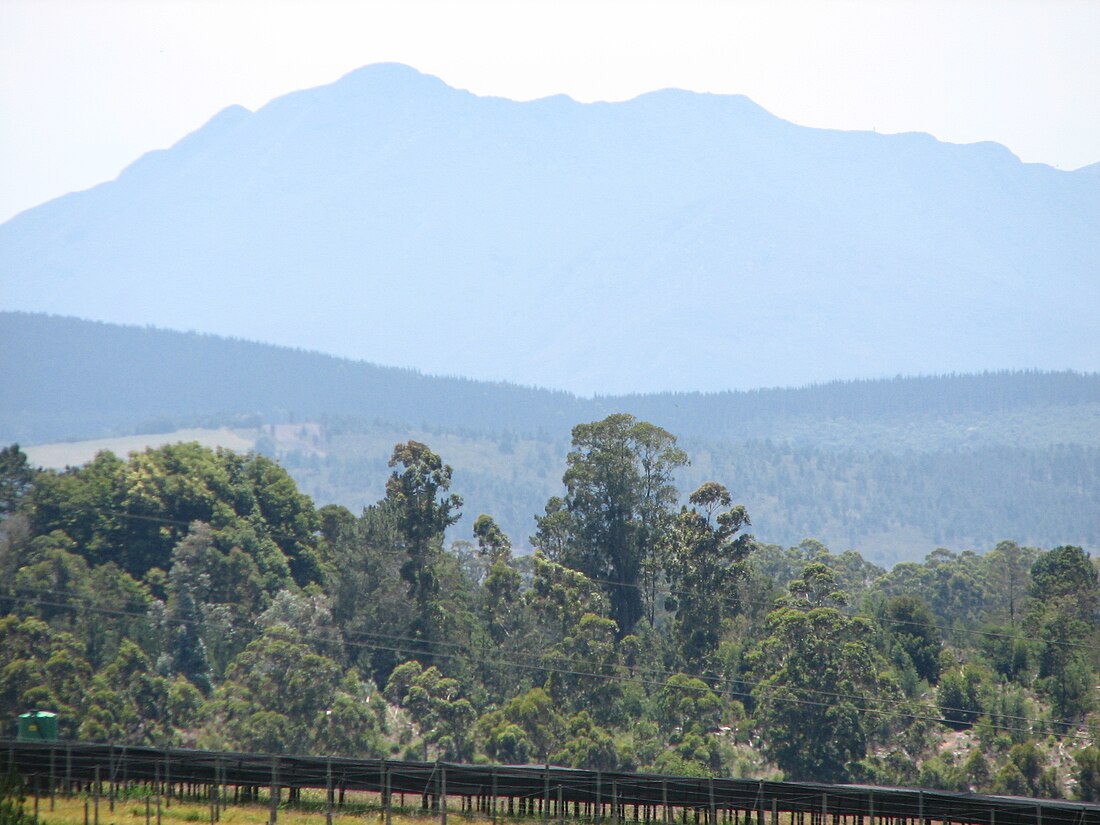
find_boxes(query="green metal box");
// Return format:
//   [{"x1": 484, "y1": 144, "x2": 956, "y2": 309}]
[{"x1": 17, "y1": 711, "x2": 58, "y2": 741}]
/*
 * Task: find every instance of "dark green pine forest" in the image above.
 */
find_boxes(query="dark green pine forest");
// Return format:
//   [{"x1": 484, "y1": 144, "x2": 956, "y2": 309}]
[{"x1": 2, "y1": 415, "x2": 1099, "y2": 801}]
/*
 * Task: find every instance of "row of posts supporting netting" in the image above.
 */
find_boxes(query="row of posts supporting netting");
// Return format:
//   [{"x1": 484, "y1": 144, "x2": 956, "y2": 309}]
[{"x1": 3, "y1": 740, "x2": 1096, "y2": 825}]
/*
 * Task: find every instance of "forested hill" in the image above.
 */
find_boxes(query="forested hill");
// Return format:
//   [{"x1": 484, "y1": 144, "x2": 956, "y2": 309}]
[
  {"x1": 1, "y1": 63, "x2": 1097, "y2": 394},
  {"x1": 4, "y1": 313, "x2": 1100, "y2": 565},
  {"x1": 0, "y1": 312, "x2": 586, "y2": 444},
  {"x1": 4, "y1": 312, "x2": 1099, "y2": 447}
]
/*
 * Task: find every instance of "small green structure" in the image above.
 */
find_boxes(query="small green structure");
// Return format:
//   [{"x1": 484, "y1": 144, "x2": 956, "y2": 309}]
[{"x1": 17, "y1": 711, "x2": 58, "y2": 741}]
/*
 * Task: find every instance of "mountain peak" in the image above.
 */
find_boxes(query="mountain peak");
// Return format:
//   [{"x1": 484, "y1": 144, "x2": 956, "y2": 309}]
[
  {"x1": 255, "y1": 61, "x2": 463, "y2": 121},
  {"x1": 334, "y1": 61, "x2": 443, "y2": 88},
  {"x1": 323, "y1": 61, "x2": 461, "y2": 102}
]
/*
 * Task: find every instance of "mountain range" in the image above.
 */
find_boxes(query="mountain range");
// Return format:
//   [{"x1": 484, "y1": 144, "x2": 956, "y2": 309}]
[{"x1": 2, "y1": 63, "x2": 1097, "y2": 395}]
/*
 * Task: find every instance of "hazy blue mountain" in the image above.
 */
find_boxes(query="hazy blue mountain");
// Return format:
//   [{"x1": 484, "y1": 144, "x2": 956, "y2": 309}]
[{"x1": 2, "y1": 63, "x2": 1098, "y2": 394}]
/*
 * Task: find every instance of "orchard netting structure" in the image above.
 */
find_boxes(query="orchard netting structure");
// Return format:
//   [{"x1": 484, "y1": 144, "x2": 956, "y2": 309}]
[{"x1": 3, "y1": 740, "x2": 1096, "y2": 825}]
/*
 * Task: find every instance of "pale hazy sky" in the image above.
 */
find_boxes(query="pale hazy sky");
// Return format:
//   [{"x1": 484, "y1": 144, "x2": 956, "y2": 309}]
[{"x1": 2, "y1": 0, "x2": 1098, "y2": 224}]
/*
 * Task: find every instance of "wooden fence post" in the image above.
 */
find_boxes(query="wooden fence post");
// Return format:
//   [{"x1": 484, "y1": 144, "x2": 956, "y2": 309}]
[
  {"x1": 491, "y1": 766, "x2": 498, "y2": 825},
  {"x1": 49, "y1": 747, "x2": 56, "y2": 811},
  {"x1": 269, "y1": 756, "x2": 279, "y2": 825},
  {"x1": 441, "y1": 765, "x2": 448, "y2": 825},
  {"x1": 108, "y1": 746, "x2": 115, "y2": 813},
  {"x1": 384, "y1": 762, "x2": 392, "y2": 825},
  {"x1": 164, "y1": 751, "x2": 171, "y2": 809},
  {"x1": 325, "y1": 757, "x2": 333, "y2": 825}
]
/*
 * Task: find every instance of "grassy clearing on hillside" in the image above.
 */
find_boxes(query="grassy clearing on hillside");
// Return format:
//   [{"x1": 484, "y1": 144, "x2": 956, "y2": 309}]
[{"x1": 23, "y1": 429, "x2": 258, "y2": 470}]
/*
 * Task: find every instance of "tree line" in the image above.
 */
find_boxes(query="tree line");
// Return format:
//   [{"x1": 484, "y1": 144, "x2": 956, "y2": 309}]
[
  {"x1": 275, "y1": 420, "x2": 1100, "y2": 570},
  {"x1": 1, "y1": 417, "x2": 1099, "y2": 800},
  {"x1": 6, "y1": 313, "x2": 1099, "y2": 450}
]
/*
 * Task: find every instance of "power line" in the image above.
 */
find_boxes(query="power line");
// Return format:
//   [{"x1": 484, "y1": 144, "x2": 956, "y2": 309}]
[
  {"x1": 3, "y1": 584, "x2": 1094, "y2": 746},
  {"x1": 17, "y1": 502, "x2": 1096, "y2": 654},
  {"x1": 6, "y1": 505, "x2": 1096, "y2": 734}
]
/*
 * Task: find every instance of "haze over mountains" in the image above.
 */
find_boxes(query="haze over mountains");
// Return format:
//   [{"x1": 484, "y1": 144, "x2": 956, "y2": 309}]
[{"x1": 2, "y1": 63, "x2": 1097, "y2": 394}]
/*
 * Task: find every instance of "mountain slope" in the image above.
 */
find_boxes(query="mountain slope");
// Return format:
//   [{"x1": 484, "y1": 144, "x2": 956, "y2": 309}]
[
  {"x1": 5, "y1": 312, "x2": 1099, "y2": 448},
  {"x1": 2, "y1": 64, "x2": 1097, "y2": 394},
  {"x1": 4, "y1": 313, "x2": 1100, "y2": 565}
]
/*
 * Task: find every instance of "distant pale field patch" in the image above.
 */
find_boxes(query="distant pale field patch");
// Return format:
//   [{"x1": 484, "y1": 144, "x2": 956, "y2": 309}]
[{"x1": 24, "y1": 428, "x2": 258, "y2": 469}]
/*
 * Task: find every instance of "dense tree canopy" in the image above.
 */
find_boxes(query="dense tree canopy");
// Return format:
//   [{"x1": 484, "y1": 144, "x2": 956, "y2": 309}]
[
  {"x1": 26, "y1": 444, "x2": 323, "y2": 586},
  {"x1": 748, "y1": 564, "x2": 895, "y2": 782},
  {"x1": 534, "y1": 414, "x2": 687, "y2": 636},
  {"x1": 664, "y1": 483, "x2": 753, "y2": 668},
  {"x1": 1, "y1": 430, "x2": 1098, "y2": 800}
]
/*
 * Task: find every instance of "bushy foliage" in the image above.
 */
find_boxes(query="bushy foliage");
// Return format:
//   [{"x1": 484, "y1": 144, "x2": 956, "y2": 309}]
[
  {"x1": 0, "y1": 765, "x2": 35, "y2": 825},
  {"x1": 1, "y1": 430, "x2": 1097, "y2": 797}
]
